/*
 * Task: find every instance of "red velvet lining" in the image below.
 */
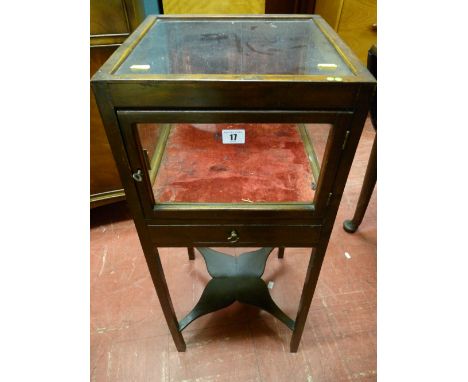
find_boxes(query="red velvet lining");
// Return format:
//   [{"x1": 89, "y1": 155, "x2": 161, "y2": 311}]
[{"x1": 152, "y1": 124, "x2": 315, "y2": 203}]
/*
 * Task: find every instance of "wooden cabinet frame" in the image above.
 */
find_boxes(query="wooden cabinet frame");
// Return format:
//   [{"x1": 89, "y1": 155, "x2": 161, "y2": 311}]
[{"x1": 92, "y1": 14, "x2": 375, "y2": 352}]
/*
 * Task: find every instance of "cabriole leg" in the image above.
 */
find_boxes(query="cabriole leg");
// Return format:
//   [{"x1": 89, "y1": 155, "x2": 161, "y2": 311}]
[{"x1": 343, "y1": 135, "x2": 377, "y2": 233}]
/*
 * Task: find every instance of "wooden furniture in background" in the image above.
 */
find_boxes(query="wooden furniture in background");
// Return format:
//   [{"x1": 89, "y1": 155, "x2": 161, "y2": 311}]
[
  {"x1": 90, "y1": 0, "x2": 145, "y2": 208},
  {"x1": 265, "y1": 0, "x2": 316, "y2": 14},
  {"x1": 315, "y1": 0, "x2": 376, "y2": 63},
  {"x1": 344, "y1": 44, "x2": 377, "y2": 233},
  {"x1": 162, "y1": 0, "x2": 317, "y2": 15},
  {"x1": 162, "y1": 0, "x2": 265, "y2": 14}
]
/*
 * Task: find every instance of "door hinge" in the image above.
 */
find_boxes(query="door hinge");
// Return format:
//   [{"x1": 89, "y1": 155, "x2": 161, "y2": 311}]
[
  {"x1": 143, "y1": 149, "x2": 151, "y2": 170},
  {"x1": 342, "y1": 131, "x2": 350, "y2": 150},
  {"x1": 326, "y1": 192, "x2": 333, "y2": 206}
]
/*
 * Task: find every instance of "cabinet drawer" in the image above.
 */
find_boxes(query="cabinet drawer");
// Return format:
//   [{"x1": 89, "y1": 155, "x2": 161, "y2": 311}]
[{"x1": 148, "y1": 224, "x2": 322, "y2": 247}]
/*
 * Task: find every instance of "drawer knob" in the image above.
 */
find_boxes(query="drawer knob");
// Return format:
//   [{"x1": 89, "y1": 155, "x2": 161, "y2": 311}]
[{"x1": 227, "y1": 230, "x2": 240, "y2": 243}]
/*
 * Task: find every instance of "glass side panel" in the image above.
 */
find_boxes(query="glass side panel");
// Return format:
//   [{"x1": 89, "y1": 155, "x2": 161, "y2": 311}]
[
  {"x1": 115, "y1": 19, "x2": 353, "y2": 76},
  {"x1": 304, "y1": 123, "x2": 329, "y2": 167},
  {"x1": 136, "y1": 123, "x2": 332, "y2": 204},
  {"x1": 137, "y1": 123, "x2": 161, "y2": 161}
]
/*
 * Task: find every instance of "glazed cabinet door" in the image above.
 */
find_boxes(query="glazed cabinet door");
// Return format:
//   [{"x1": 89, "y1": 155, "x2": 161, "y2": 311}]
[{"x1": 116, "y1": 110, "x2": 353, "y2": 226}]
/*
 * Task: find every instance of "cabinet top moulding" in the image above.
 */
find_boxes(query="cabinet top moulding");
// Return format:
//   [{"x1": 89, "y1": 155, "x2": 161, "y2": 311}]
[
  {"x1": 91, "y1": 15, "x2": 374, "y2": 83},
  {"x1": 91, "y1": 15, "x2": 375, "y2": 110}
]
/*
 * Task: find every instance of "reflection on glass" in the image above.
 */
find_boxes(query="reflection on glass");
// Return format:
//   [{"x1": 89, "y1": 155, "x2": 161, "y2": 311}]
[
  {"x1": 136, "y1": 123, "x2": 168, "y2": 184},
  {"x1": 116, "y1": 19, "x2": 353, "y2": 76},
  {"x1": 304, "y1": 123, "x2": 330, "y2": 173},
  {"x1": 136, "y1": 123, "x2": 331, "y2": 204}
]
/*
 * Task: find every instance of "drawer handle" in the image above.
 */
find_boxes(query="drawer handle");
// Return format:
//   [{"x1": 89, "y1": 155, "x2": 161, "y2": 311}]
[
  {"x1": 227, "y1": 230, "x2": 240, "y2": 243},
  {"x1": 132, "y1": 169, "x2": 143, "y2": 182}
]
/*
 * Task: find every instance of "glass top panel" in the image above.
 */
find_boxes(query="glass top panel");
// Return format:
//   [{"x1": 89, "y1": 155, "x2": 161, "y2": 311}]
[{"x1": 115, "y1": 19, "x2": 353, "y2": 76}]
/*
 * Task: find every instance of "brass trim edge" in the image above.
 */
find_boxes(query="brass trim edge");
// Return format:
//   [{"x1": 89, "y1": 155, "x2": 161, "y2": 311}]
[
  {"x1": 153, "y1": 202, "x2": 316, "y2": 210},
  {"x1": 107, "y1": 73, "x2": 364, "y2": 82},
  {"x1": 90, "y1": 189, "x2": 126, "y2": 208},
  {"x1": 110, "y1": 17, "x2": 158, "y2": 74},
  {"x1": 298, "y1": 124, "x2": 320, "y2": 183},
  {"x1": 149, "y1": 124, "x2": 171, "y2": 184},
  {"x1": 313, "y1": 18, "x2": 358, "y2": 75},
  {"x1": 90, "y1": 33, "x2": 129, "y2": 39}
]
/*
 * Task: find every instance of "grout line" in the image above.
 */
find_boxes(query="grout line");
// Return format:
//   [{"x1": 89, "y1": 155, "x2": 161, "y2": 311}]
[{"x1": 248, "y1": 321, "x2": 264, "y2": 382}]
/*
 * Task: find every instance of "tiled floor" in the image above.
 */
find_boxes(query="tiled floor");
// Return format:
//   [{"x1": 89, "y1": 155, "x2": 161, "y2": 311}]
[{"x1": 91, "y1": 119, "x2": 376, "y2": 381}]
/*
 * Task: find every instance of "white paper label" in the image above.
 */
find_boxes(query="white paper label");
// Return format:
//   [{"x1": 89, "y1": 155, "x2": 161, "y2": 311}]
[
  {"x1": 222, "y1": 129, "x2": 245, "y2": 144},
  {"x1": 129, "y1": 64, "x2": 151, "y2": 71}
]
